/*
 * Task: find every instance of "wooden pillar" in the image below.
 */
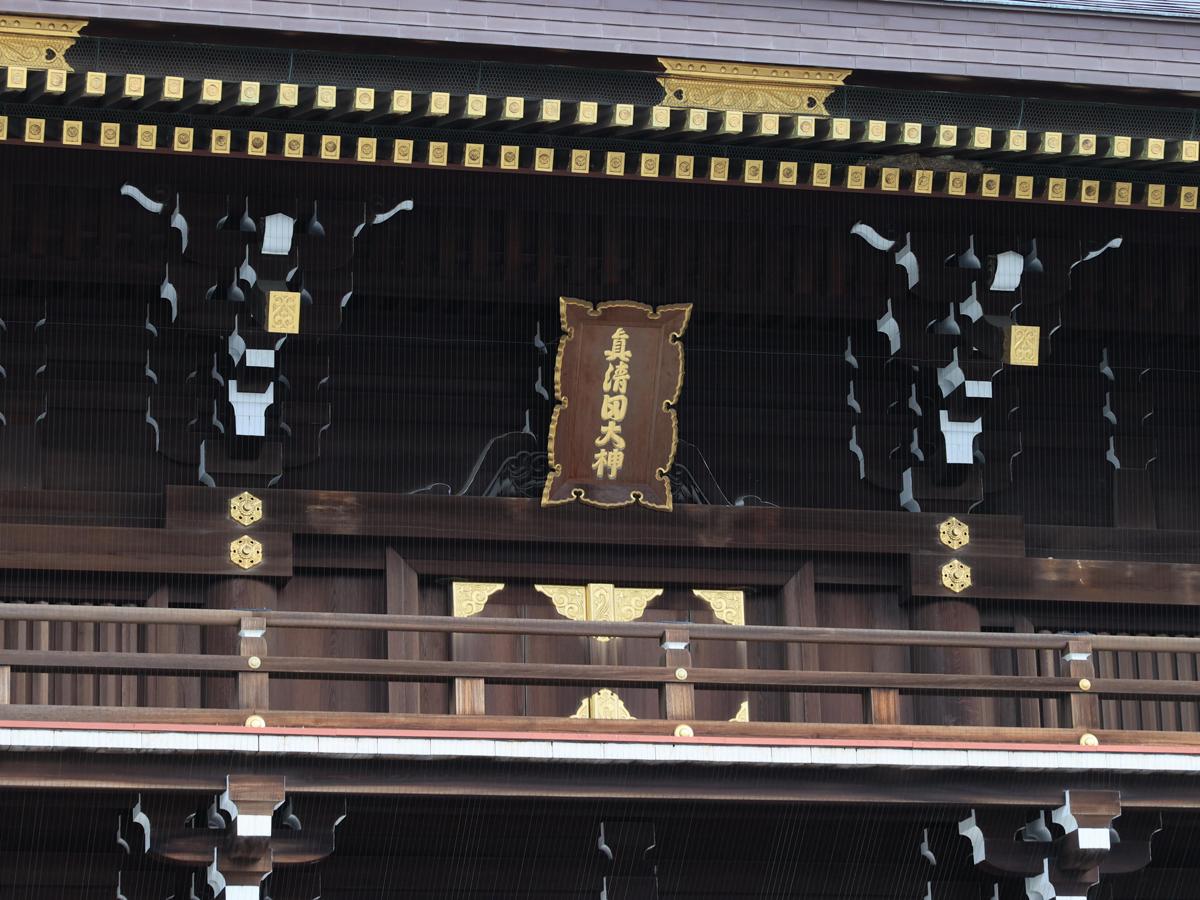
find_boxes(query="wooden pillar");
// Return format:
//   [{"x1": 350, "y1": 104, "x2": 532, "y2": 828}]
[
  {"x1": 0, "y1": 665, "x2": 10, "y2": 705},
  {"x1": 781, "y1": 563, "x2": 821, "y2": 724},
  {"x1": 911, "y1": 597, "x2": 986, "y2": 727},
  {"x1": 206, "y1": 578, "x2": 276, "y2": 710},
  {"x1": 659, "y1": 628, "x2": 695, "y2": 722},
  {"x1": 386, "y1": 548, "x2": 421, "y2": 714}
]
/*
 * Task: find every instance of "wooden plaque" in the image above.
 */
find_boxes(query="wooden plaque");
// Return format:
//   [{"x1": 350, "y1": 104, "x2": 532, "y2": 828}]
[{"x1": 543, "y1": 298, "x2": 692, "y2": 510}]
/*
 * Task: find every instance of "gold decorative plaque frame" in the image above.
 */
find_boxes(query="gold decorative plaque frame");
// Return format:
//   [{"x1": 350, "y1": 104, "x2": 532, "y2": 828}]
[{"x1": 543, "y1": 298, "x2": 691, "y2": 511}]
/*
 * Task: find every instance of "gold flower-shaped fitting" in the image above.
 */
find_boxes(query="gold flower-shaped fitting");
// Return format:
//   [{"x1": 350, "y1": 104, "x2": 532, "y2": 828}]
[
  {"x1": 941, "y1": 559, "x2": 972, "y2": 593},
  {"x1": 939, "y1": 516, "x2": 970, "y2": 550},
  {"x1": 230, "y1": 534, "x2": 263, "y2": 569},
  {"x1": 229, "y1": 491, "x2": 263, "y2": 526}
]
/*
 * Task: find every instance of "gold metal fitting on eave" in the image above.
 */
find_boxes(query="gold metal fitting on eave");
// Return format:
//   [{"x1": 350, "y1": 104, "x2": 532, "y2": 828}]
[
  {"x1": 941, "y1": 559, "x2": 972, "y2": 593},
  {"x1": 229, "y1": 491, "x2": 262, "y2": 526},
  {"x1": 939, "y1": 516, "x2": 970, "y2": 550},
  {"x1": 657, "y1": 57, "x2": 849, "y2": 115},
  {"x1": 230, "y1": 534, "x2": 263, "y2": 570},
  {"x1": 0, "y1": 16, "x2": 85, "y2": 71}
]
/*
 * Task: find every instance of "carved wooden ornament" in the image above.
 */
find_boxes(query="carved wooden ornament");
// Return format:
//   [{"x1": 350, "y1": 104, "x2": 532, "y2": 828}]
[{"x1": 543, "y1": 298, "x2": 691, "y2": 511}]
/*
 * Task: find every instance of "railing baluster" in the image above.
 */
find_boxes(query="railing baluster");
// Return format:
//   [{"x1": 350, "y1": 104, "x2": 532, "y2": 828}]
[
  {"x1": 0, "y1": 664, "x2": 10, "y2": 705},
  {"x1": 454, "y1": 677, "x2": 486, "y2": 716},
  {"x1": 1062, "y1": 638, "x2": 1100, "y2": 733},
  {"x1": 660, "y1": 628, "x2": 695, "y2": 722},
  {"x1": 237, "y1": 617, "x2": 269, "y2": 715},
  {"x1": 867, "y1": 688, "x2": 900, "y2": 725}
]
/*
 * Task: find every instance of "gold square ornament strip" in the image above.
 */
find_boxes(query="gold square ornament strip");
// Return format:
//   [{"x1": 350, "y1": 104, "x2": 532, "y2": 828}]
[
  {"x1": 675, "y1": 154, "x2": 694, "y2": 179},
  {"x1": 247, "y1": 130, "x2": 268, "y2": 156},
  {"x1": 709, "y1": 156, "x2": 729, "y2": 181},
  {"x1": 466, "y1": 93, "x2": 487, "y2": 117},
  {"x1": 1080, "y1": 180, "x2": 1100, "y2": 203},
  {"x1": 210, "y1": 128, "x2": 231, "y2": 154},
  {"x1": 1005, "y1": 129, "x2": 1027, "y2": 152},
  {"x1": 353, "y1": 87, "x2": 374, "y2": 111},
  {"x1": 321, "y1": 134, "x2": 342, "y2": 160},
  {"x1": 1047, "y1": 177, "x2": 1067, "y2": 201},
  {"x1": 1014, "y1": 175, "x2": 1034, "y2": 200},
  {"x1": 535, "y1": 147, "x2": 554, "y2": 172},
  {"x1": 0, "y1": 116, "x2": 8, "y2": 141},
  {"x1": 315, "y1": 85, "x2": 337, "y2": 109},
  {"x1": 124, "y1": 73, "x2": 144, "y2": 99},
  {"x1": 200, "y1": 78, "x2": 222, "y2": 104},
  {"x1": 743, "y1": 159, "x2": 763, "y2": 184},
  {"x1": 880, "y1": 167, "x2": 900, "y2": 191},
  {"x1": 240, "y1": 80, "x2": 261, "y2": 105},
  {"x1": 393, "y1": 138, "x2": 413, "y2": 164},
  {"x1": 846, "y1": 164, "x2": 865, "y2": 189},
  {"x1": 136, "y1": 123, "x2": 156, "y2": 150},
  {"x1": 1114, "y1": 182, "x2": 1132, "y2": 206},
  {"x1": 84, "y1": 71, "x2": 106, "y2": 96},
  {"x1": 947, "y1": 171, "x2": 967, "y2": 196},
  {"x1": 24, "y1": 116, "x2": 43, "y2": 143},
  {"x1": 500, "y1": 145, "x2": 519, "y2": 169},
  {"x1": 172, "y1": 126, "x2": 193, "y2": 152},
  {"x1": 283, "y1": 133, "x2": 304, "y2": 158},
  {"x1": 1181, "y1": 186, "x2": 1198, "y2": 211},
  {"x1": 778, "y1": 161, "x2": 797, "y2": 185},
  {"x1": 1147, "y1": 183, "x2": 1166, "y2": 208},
  {"x1": 427, "y1": 140, "x2": 447, "y2": 166},
  {"x1": 162, "y1": 76, "x2": 184, "y2": 101},
  {"x1": 5, "y1": 65, "x2": 25, "y2": 90},
  {"x1": 914, "y1": 169, "x2": 933, "y2": 194},
  {"x1": 811, "y1": 162, "x2": 831, "y2": 187},
  {"x1": 605, "y1": 151, "x2": 625, "y2": 176},
  {"x1": 503, "y1": 96, "x2": 524, "y2": 120},
  {"x1": 391, "y1": 90, "x2": 412, "y2": 114},
  {"x1": 464, "y1": 142, "x2": 484, "y2": 168},
  {"x1": 100, "y1": 122, "x2": 120, "y2": 148},
  {"x1": 356, "y1": 136, "x2": 377, "y2": 162},
  {"x1": 576, "y1": 100, "x2": 597, "y2": 125},
  {"x1": 277, "y1": 83, "x2": 298, "y2": 107},
  {"x1": 570, "y1": 148, "x2": 590, "y2": 173},
  {"x1": 45, "y1": 70, "x2": 66, "y2": 93},
  {"x1": 640, "y1": 152, "x2": 659, "y2": 177}
]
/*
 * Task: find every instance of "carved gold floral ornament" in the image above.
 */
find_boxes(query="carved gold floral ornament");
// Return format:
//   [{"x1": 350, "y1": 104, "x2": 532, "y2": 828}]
[{"x1": 657, "y1": 57, "x2": 849, "y2": 115}]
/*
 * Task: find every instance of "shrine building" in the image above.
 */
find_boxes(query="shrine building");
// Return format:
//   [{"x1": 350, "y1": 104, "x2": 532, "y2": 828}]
[{"x1": 3, "y1": 1, "x2": 1200, "y2": 897}]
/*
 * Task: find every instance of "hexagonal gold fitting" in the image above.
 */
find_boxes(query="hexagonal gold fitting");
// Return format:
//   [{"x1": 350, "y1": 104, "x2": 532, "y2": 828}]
[
  {"x1": 230, "y1": 534, "x2": 263, "y2": 570},
  {"x1": 229, "y1": 491, "x2": 263, "y2": 526},
  {"x1": 941, "y1": 559, "x2": 972, "y2": 593},
  {"x1": 939, "y1": 516, "x2": 970, "y2": 550}
]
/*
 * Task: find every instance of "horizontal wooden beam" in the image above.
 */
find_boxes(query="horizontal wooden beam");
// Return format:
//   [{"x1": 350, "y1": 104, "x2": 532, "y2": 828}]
[
  {"x1": 912, "y1": 553, "x2": 1200, "y2": 605},
  {"x1": 0, "y1": 522, "x2": 292, "y2": 576},
  {"x1": 167, "y1": 486, "x2": 1025, "y2": 556}
]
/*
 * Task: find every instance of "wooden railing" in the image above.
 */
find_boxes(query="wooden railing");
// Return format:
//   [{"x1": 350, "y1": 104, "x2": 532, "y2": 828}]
[{"x1": 2, "y1": 603, "x2": 1200, "y2": 744}]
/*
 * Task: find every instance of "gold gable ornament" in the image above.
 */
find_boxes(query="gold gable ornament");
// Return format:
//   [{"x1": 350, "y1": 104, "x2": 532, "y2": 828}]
[
  {"x1": 658, "y1": 57, "x2": 849, "y2": 116},
  {"x1": 0, "y1": 16, "x2": 85, "y2": 71}
]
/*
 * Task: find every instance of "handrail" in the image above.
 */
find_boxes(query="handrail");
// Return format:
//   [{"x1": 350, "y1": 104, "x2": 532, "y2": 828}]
[{"x1": 0, "y1": 602, "x2": 1196, "y2": 653}]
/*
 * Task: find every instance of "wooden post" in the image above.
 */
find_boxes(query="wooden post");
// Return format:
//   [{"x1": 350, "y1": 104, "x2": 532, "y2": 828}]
[
  {"x1": 386, "y1": 548, "x2": 421, "y2": 714},
  {"x1": 453, "y1": 677, "x2": 486, "y2": 716},
  {"x1": 0, "y1": 665, "x2": 10, "y2": 705},
  {"x1": 866, "y1": 687, "x2": 900, "y2": 725},
  {"x1": 1062, "y1": 638, "x2": 1100, "y2": 732},
  {"x1": 659, "y1": 628, "x2": 695, "y2": 722},
  {"x1": 237, "y1": 616, "x2": 269, "y2": 713},
  {"x1": 781, "y1": 563, "x2": 821, "y2": 724}
]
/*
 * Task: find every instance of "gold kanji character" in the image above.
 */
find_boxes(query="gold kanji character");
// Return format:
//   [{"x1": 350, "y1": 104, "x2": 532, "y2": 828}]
[
  {"x1": 592, "y1": 448, "x2": 624, "y2": 479},
  {"x1": 600, "y1": 393, "x2": 628, "y2": 422},
  {"x1": 605, "y1": 327, "x2": 631, "y2": 363},
  {"x1": 603, "y1": 362, "x2": 630, "y2": 394},
  {"x1": 594, "y1": 420, "x2": 625, "y2": 449}
]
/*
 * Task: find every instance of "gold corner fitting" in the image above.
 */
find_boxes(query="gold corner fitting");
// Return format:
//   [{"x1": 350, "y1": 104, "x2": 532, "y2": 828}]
[
  {"x1": 657, "y1": 57, "x2": 849, "y2": 115},
  {"x1": 571, "y1": 687, "x2": 635, "y2": 720},
  {"x1": 229, "y1": 491, "x2": 263, "y2": 526},
  {"x1": 229, "y1": 534, "x2": 263, "y2": 570},
  {"x1": 693, "y1": 589, "x2": 745, "y2": 625},
  {"x1": 451, "y1": 581, "x2": 505, "y2": 617},
  {"x1": 535, "y1": 583, "x2": 663, "y2": 640}
]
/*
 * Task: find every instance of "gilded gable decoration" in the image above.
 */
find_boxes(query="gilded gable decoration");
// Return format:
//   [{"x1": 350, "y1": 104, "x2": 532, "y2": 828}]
[{"x1": 657, "y1": 57, "x2": 849, "y2": 116}]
